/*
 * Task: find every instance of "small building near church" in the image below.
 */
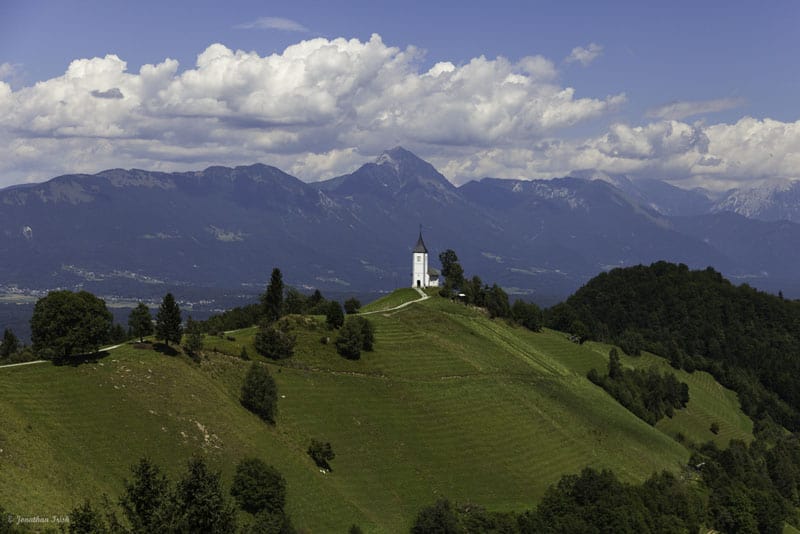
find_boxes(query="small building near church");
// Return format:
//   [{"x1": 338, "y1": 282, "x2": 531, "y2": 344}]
[{"x1": 411, "y1": 231, "x2": 440, "y2": 288}]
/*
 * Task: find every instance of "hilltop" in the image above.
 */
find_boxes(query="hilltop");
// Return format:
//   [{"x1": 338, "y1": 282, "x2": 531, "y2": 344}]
[{"x1": 0, "y1": 290, "x2": 751, "y2": 531}]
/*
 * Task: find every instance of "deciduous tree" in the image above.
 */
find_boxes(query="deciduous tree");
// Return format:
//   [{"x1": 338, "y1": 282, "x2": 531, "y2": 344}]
[
  {"x1": 344, "y1": 297, "x2": 361, "y2": 315},
  {"x1": 326, "y1": 301, "x2": 344, "y2": 329},
  {"x1": 183, "y1": 316, "x2": 204, "y2": 357},
  {"x1": 254, "y1": 324, "x2": 295, "y2": 360},
  {"x1": 230, "y1": 458, "x2": 287, "y2": 515},
  {"x1": 128, "y1": 303, "x2": 153, "y2": 343},
  {"x1": 30, "y1": 290, "x2": 113, "y2": 359}
]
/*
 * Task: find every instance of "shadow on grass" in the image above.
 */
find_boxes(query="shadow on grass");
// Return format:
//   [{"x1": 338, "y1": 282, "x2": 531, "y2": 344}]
[
  {"x1": 153, "y1": 343, "x2": 180, "y2": 356},
  {"x1": 54, "y1": 350, "x2": 113, "y2": 367}
]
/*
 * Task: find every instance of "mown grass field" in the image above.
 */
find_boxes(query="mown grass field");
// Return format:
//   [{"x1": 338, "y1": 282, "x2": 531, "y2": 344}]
[{"x1": 0, "y1": 291, "x2": 753, "y2": 532}]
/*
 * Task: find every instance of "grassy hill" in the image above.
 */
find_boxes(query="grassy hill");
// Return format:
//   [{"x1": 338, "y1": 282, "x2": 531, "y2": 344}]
[{"x1": 0, "y1": 291, "x2": 752, "y2": 532}]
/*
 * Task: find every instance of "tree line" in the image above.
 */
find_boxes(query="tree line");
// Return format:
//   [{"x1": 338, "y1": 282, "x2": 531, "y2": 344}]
[
  {"x1": 0, "y1": 455, "x2": 296, "y2": 534},
  {"x1": 545, "y1": 261, "x2": 800, "y2": 431},
  {"x1": 8, "y1": 290, "x2": 196, "y2": 363},
  {"x1": 247, "y1": 268, "x2": 374, "y2": 362},
  {"x1": 587, "y1": 348, "x2": 690, "y2": 426},
  {"x1": 437, "y1": 249, "x2": 543, "y2": 331},
  {"x1": 411, "y1": 418, "x2": 800, "y2": 533}
]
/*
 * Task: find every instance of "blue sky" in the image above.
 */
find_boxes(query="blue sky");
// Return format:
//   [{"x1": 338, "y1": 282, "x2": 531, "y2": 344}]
[{"x1": 1, "y1": 0, "x2": 799, "y2": 189}]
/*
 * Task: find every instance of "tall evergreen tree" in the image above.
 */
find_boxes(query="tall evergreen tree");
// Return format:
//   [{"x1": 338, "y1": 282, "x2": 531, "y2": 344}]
[
  {"x1": 1, "y1": 328, "x2": 19, "y2": 358},
  {"x1": 172, "y1": 456, "x2": 237, "y2": 534},
  {"x1": 128, "y1": 303, "x2": 153, "y2": 343},
  {"x1": 119, "y1": 457, "x2": 169, "y2": 533},
  {"x1": 262, "y1": 268, "x2": 284, "y2": 323},
  {"x1": 155, "y1": 293, "x2": 182, "y2": 346}
]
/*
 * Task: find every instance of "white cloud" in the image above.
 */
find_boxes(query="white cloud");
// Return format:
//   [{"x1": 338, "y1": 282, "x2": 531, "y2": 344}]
[
  {"x1": 235, "y1": 17, "x2": 309, "y2": 32},
  {"x1": 646, "y1": 97, "x2": 746, "y2": 120},
  {"x1": 428, "y1": 116, "x2": 800, "y2": 191},
  {"x1": 0, "y1": 62, "x2": 18, "y2": 80},
  {"x1": 565, "y1": 43, "x2": 603, "y2": 66},
  {"x1": 3, "y1": 35, "x2": 794, "y2": 192},
  {"x1": 0, "y1": 34, "x2": 624, "y2": 186}
]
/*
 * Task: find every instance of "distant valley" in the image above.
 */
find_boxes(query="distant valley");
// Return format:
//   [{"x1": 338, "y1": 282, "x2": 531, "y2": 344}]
[{"x1": 2, "y1": 146, "x2": 800, "y2": 325}]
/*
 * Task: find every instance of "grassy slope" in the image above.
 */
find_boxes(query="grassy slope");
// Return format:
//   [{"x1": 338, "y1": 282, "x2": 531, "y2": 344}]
[
  {"x1": 0, "y1": 292, "x2": 752, "y2": 532},
  {"x1": 359, "y1": 288, "x2": 421, "y2": 313}
]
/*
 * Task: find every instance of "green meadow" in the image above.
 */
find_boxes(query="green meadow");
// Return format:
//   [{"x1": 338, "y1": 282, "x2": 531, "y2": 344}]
[{"x1": 0, "y1": 291, "x2": 752, "y2": 532}]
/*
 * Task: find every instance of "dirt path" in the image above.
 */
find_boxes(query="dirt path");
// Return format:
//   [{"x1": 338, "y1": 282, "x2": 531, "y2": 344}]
[
  {"x1": 0, "y1": 342, "x2": 127, "y2": 369},
  {"x1": 360, "y1": 287, "x2": 430, "y2": 315}
]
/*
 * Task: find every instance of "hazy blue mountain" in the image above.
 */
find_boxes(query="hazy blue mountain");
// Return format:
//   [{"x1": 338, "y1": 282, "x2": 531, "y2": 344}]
[
  {"x1": 1, "y1": 147, "x2": 799, "y2": 310},
  {"x1": 570, "y1": 170, "x2": 714, "y2": 216}
]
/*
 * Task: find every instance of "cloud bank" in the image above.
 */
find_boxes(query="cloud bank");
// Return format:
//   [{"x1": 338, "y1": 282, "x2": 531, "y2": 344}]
[{"x1": 0, "y1": 34, "x2": 797, "y2": 191}]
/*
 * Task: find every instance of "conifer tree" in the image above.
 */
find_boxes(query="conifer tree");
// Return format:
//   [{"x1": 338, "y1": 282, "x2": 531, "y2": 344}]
[
  {"x1": 155, "y1": 293, "x2": 182, "y2": 346},
  {"x1": 261, "y1": 268, "x2": 284, "y2": 323},
  {"x1": 1, "y1": 328, "x2": 19, "y2": 358}
]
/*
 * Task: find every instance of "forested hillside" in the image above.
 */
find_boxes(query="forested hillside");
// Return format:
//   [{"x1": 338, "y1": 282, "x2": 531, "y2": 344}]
[{"x1": 548, "y1": 261, "x2": 800, "y2": 430}]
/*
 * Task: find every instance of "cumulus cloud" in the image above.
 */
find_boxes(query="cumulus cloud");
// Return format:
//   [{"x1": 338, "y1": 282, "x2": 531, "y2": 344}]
[
  {"x1": 646, "y1": 97, "x2": 745, "y2": 120},
  {"x1": 430, "y1": 116, "x2": 800, "y2": 191},
  {"x1": 235, "y1": 17, "x2": 309, "y2": 32},
  {"x1": 565, "y1": 43, "x2": 603, "y2": 66},
  {"x1": 0, "y1": 34, "x2": 624, "y2": 185},
  {"x1": 2, "y1": 35, "x2": 795, "y2": 192}
]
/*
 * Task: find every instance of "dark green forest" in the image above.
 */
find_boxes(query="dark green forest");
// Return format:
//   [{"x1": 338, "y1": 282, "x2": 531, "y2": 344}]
[{"x1": 547, "y1": 261, "x2": 800, "y2": 431}]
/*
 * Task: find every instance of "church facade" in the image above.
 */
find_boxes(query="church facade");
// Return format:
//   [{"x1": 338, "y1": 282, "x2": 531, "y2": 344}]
[{"x1": 412, "y1": 231, "x2": 440, "y2": 288}]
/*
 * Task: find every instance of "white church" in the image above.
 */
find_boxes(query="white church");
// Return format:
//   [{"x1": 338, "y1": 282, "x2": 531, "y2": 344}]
[{"x1": 411, "y1": 231, "x2": 440, "y2": 288}]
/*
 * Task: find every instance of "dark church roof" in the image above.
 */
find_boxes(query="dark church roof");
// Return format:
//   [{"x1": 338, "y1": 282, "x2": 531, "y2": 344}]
[{"x1": 413, "y1": 231, "x2": 428, "y2": 253}]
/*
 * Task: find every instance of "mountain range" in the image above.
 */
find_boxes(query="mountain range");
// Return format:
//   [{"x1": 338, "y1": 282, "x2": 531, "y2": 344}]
[{"x1": 2, "y1": 147, "x2": 800, "y2": 309}]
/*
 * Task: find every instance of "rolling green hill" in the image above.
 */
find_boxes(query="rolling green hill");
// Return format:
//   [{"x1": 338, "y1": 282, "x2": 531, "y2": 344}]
[{"x1": 0, "y1": 292, "x2": 752, "y2": 532}]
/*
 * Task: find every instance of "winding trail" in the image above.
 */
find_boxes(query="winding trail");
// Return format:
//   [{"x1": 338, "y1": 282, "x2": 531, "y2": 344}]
[
  {"x1": 1, "y1": 290, "x2": 432, "y2": 370},
  {"x1": 0, "y1": 342, "x2": 127, "y2": 370},
  {"x1": 360, "y1": 287, "x2": 429, "y2": 315}
]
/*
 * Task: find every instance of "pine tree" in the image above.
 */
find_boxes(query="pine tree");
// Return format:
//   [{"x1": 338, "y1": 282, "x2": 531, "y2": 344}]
[
  {"x1": 155, "y1": 293, "x2": 182, "y2": 346},
  {"x1": 128, "y1": 302, "x2": 153, "y2": 343},
  {"x1": 261, "y1": 268, "x2": 284, "y2": 323},
  {"x1": 1, "y1": 328, "x2": 19, "y2": 358}
]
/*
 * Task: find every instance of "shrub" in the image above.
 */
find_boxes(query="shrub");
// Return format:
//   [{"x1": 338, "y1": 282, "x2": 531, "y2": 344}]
[
  {"x1": 307, "y1": 439, "x2": 335, "y2": 471},
  {"x1": 240, "y1": 363, "x2": 278, "y2": 424},
  {"x1": 254, "y1": 325, "x2": 295, "y2": 360},
  {"x1": 335, "y1": 320, "x2": 363, "y2": 360},
  {"x1": 344, "y1": 297, "x2": 361, "y2": 314},
  {"x1": 326, "y1": 301, "x2": 345, "y2": 329},
  {"x1": 230, "y1": 458, "x2": 286, "y2": 515}
]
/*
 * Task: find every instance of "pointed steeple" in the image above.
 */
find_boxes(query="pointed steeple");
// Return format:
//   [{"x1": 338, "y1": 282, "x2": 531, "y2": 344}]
[{"x1": 413, "y1": 229, "x2": 428, "y2": 254}]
